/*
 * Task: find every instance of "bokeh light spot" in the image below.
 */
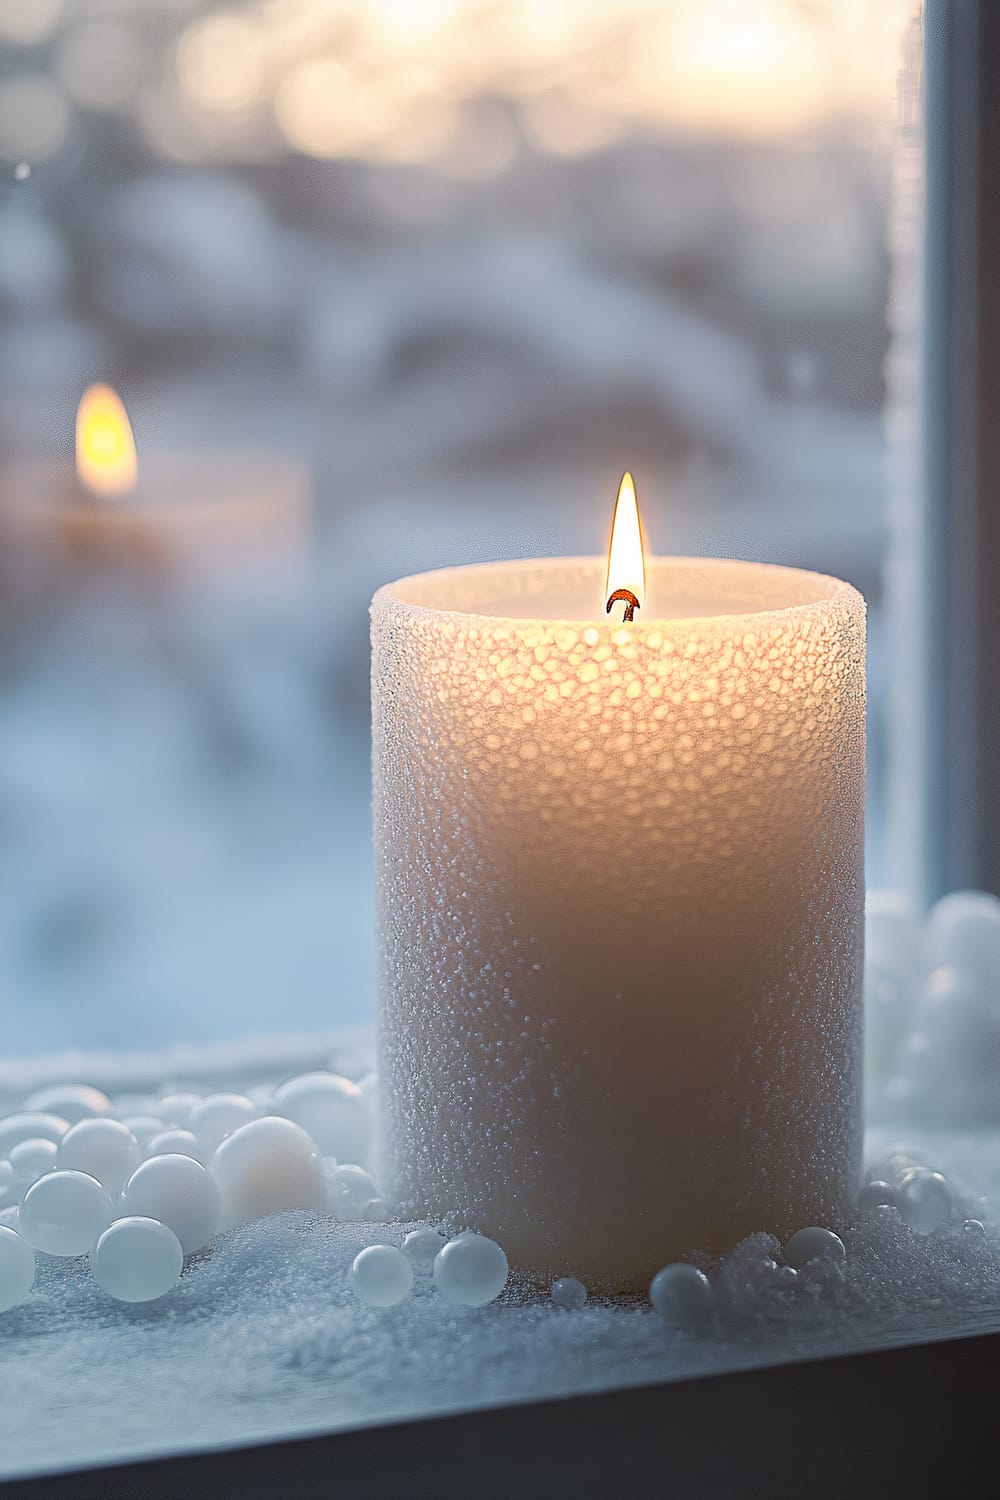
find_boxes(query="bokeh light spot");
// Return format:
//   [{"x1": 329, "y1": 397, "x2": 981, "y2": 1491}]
[
  {"x1": 57, "y1": 22, "x2": 143, "y2": 113},
  {"x1": 0, "y1": 0, "x2": 64, "y2": 47},
  {"x1": 177, "y1": 12, "x2": 267, "y2": 114},
  {"x1": 0, "y1": 76, "x2": 70, "y2": 164},
  {"x1": 274, "y1": 57, "x2": 411, "y2": 160},
  {"x1": 521, "y1": 93, "x2": 625, "y2": 157}
]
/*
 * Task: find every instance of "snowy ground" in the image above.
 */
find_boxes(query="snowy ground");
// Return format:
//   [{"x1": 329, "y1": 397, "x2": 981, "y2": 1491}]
[{"x1": 0, "y1": 1109, "x2": 997, "y2": 1483}]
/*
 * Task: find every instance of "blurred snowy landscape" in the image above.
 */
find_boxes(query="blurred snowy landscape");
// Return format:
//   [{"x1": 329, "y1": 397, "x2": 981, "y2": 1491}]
[{"x1": 0, "y1": 0, "x2": 911, "y2": 1055}]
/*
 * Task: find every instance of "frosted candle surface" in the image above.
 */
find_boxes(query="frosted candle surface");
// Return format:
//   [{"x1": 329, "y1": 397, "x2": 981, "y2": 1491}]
[{"x1": 372, "y1": 556, "x2": 866, "y2": 1288}]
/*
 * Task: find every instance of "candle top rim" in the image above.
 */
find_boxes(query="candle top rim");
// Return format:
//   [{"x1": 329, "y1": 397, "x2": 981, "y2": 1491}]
[{"x1": 373, "y1": 555, "x2": 864, "y2": 629}]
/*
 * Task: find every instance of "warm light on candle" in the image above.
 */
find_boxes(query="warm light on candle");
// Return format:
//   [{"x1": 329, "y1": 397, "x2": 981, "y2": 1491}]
[
  {"x1": 604, "y1": 470, "x2": 646, "y2": 622},
  {"x1": 373, "y1": 547, "x2": 866, "y2": 1283},
  {"x1": 75, "y1": 384, "x2": 138, "y2": 501}
]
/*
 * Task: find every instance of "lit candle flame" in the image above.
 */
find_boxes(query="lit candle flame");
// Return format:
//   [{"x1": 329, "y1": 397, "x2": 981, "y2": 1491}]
[
  {"x1": 75, "y1": 384, "x2": 138, "y2": 501},
  {"x1": 604, "y1": 471, "x2": 645, "y2": 622}
]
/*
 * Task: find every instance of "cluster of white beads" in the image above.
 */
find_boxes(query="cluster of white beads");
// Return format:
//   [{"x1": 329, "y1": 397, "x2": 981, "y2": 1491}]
[
  {"x1": 0, "y1": 1068, "x2": 380, "y2": 1309},
  {"x1": 648, "y1": 1225, "x2": 848, "y2": 1328},
  {"x1": 857, "y1": 1149, "x2": 964, "y2": 1236},
  {"x1": 898, "y1": 1171, "x2": 954, "y2": 1234},
  {"x1": 349, "y1": 1229, "x2": 509, "y2": 1309},
  {"x1": 8, "y1": 1065, "x2": 953, "y2": 1329},
  {"x1": 120, "y1": 1155, "x2": 221, "y2": 1254},
  {"x1": 867, "y1": 889, "x2": 1000, "y2": 1125}
]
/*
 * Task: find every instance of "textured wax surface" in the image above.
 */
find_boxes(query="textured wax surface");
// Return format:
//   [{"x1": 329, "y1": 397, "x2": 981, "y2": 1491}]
[{"x1": 372, "y1": 557, "x2": 866, "y2": 1286}]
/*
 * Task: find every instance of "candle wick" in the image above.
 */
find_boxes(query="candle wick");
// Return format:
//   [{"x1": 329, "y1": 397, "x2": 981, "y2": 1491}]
[{"x1": 606, "y1": 588, "x2": 640, "y2": 624}]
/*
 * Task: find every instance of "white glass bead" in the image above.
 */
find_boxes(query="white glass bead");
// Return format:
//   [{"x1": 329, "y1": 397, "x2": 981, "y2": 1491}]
[
  {"x1": 774, "y1": 1264, "x2": 799, "y2": 1288},
  {"x1": 0, "y1": 1225, "x2": 34, "y2": 1311},
  {"x1": 551, "y1": 1276, "x2": 587, "y2": 1310},
  {"x1": 326, "y1": 1163, "x2": 379, "y2": 1220},
  {"x1": 927, "y1": 890, "x2": 1000, "y2": 986},
  {"x1": 145, "y1": 1129, "x2": 203, "y2": 1162},
  {"x1": 120, "y1": 1117, "x2": 166, "y2": 1148},
  {"x1": 649, "y1": 1263, "x2": 714, "y2": 1328},
  {"x1": 433, "y1": 1232, "x2": 509, "y2": 1307},
  {"x1": 188, "y1": 1094, "x2": 256, "y2": 1158},
  {"x1": 91, "y1": 1217, "x2": 183, "y2": 1303},
  {"x1": 783, "y1": 1227, "x2": 846, "y2": 1270},
  {"x1": 402, "y1": 1226, "x2": 446, "y2": 1276},
  {"x1": 271, "y1": 1073, "x2": 371, "y2": 1164},
  {"x1": 210, "y1": 1116, "x2": 326, "y2": 1230},
  {"x1": 0, "y1": 1113, "x2": 70, "y2": 1155},
  {"x1": 348, "y1": 1245, "x2": 414, "y2": 1307},
  {"x1": 886, "y1": 1149, "x2": 923, "y2": 1179},
  {"x1": 963, "y1": 1218, "x2": 987, "y2": 1239},
  {"x1": 858, "y1": 1180, "x2": 896, "y2": 1213},
  {"x1": 19, "y1": 1170, "x2": 111, "y2": 1255},
  {"x1": 156, "y1": 1093, "x2": 200, "y2": 1128},
  {"x1": 120, "y1": 1154, "x2": 221, "y2": 1254},
  {"x1": 8, "y1": 1138, "x2": 58, "y2": 1183},
  {"x1": 24, "y1": 1084, "x2": 111, "y2": 1124},
  {"x1": 364, "y1": 1198, "x2": 391, "y2": 1222},
  {"x1": 56, "y1": 1119, "x2": 141, "y2": 1195},
  {"x1": 898, "y1": 1170, "x2": 953, "y2": 1234}
]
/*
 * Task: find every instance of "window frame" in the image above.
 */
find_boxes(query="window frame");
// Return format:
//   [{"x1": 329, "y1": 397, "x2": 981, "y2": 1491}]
[{"x1": 893, "y1": 0, "x2": 1000, "y2": 903}]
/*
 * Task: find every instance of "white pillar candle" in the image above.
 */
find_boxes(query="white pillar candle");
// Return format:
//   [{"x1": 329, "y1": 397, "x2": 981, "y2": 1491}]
[
  {"x1": 372, "y1": 491, "x2": 865, "y2": 1290},
  {"x1": 0, "y1": 386, "x2": 309, "y2": 598}
]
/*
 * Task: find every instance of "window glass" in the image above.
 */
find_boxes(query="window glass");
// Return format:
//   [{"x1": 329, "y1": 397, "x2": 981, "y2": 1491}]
[{"x1": 0, "y1": 0, "x2": 912, "y2": 1050}]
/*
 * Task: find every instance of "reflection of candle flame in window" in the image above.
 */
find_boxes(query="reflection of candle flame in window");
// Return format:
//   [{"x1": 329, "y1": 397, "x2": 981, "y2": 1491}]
[
  {"x1": 75, "y1": 384, "x2": 137, "y2": 501},
  {"x1": 605, "y1": 471, "x2": 646, "y2": 621}
]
